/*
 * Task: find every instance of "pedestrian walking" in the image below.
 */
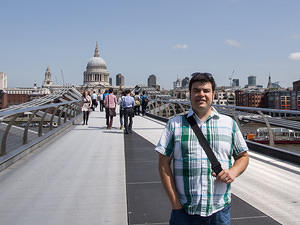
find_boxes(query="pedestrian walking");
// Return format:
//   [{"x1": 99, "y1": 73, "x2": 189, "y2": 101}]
[
  {"x1": 140, "y1": 91, "x2": 148, "y2": 116},
  {"x1": 104, "y1": 88, "x2": 117, "y2": 129},
  {"x1": 98, "y1": 91, "x2": 104, "y2": 112},
  {"x1": 81, "y1": 90, "x2": 92, "y2": 125},
  {"x1": 155, "y1": 72, "x2": 249, "y2": 225},
  {"x1": 134, "y1": 94, "x2": 141, "y2": 116},
  {"x1": 91, "y1": 91, "x2": 98, "y2": 111},
  {"x1": 118, "y1": 91, "x2": 125, "y2": 129},
  {"x1": 122, "y1": 89, "x2": 135, "y2": 134}
]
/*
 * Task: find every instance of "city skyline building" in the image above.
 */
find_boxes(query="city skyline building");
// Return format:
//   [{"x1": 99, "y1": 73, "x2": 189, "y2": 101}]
[
  {"x1": 148, "y1": 74, "x2": 157, "y2": 88},
  {"x1": 293, "y1": 80, "x2": 300, "y2": 91},
  {"x1": 83, "y1": 42, "x2": 110, "y2": 87},
  {"x1": 116, "y1": 73, "x2": 125, "y2": 86},
  {"x1": 42, "y1": 66, "x2": 53, "y2": 88},
  {"x1": 232, "y1": 79, "x2": 239, "y2": 88},
  {"x1": 248, "y1": 75, "x2": 256, "y2": 87},
  {"x1": 0, "y1": 72, "x2": 7, "y2": 89},
  {"x1": 173, "y1": 78, "x2": 181, "y2": 89}
]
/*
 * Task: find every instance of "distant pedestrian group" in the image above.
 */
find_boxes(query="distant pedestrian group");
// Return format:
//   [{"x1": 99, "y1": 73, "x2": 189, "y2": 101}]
[{"x1": 81, "y1": 88, "x2": 149, "y2": 133}]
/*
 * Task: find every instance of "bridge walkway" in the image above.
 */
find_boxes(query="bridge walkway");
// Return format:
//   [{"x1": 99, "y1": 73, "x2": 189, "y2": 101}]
[{"x1": 0, "y1": 108, "x2": 299, "y2": 225}]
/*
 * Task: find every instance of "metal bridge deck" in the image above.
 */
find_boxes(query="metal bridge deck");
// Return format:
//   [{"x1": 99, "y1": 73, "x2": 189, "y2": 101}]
[{"x1": 0, "y1": 108, "x2": 299, "y2": 225}]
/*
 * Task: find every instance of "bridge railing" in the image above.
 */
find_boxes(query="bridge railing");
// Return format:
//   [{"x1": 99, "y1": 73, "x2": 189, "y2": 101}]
[
  {"x1": 146, "y1": 99, "x2": 300, "y2": 165},
  {"x1": 0, "y1": 100, "x2": 81, "y2": 158}
]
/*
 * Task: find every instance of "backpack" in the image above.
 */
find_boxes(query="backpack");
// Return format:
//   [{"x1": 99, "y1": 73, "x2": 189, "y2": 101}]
[{"x1": 142, "y1": 96, "x2": 149, "y2": 106}]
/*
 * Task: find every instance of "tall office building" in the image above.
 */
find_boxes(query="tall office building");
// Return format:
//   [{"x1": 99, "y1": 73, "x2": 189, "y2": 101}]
[
  {"x1": 248, "y1": 75, "x2": 256, "y2": 87},
  {"x1": 148, "y1": 74, "x2": 157, "y2": 88},
  {"x1": 293, "y1": 80, "x2": 300, "y2": 91},
  {"x1": 42, "y1": 66, "x2": 53, "y2": 87},
  {"x1": 0, "y1": 72, "x2": 7, "y2": 89},
  {"x1": 232, "y1": 79, "x2": 239, "y2": 87},
  {"x1": 116, "y1": 73, "x2": 125, "y2": 86}
]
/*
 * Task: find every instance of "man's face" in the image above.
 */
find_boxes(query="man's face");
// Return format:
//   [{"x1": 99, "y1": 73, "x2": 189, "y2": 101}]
[{"x1": 190, "y1": 81, "x2": 214, "y2": 113}]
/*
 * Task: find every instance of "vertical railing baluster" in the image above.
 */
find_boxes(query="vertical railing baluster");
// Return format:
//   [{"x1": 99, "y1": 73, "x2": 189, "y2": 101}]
[
  {"x1": 1, "y1": 114, "x2": 19, "y2": 156},
  {"x1": 38, "y1": 108, "x2": 50, "y2": 137},
  {"x1": 50, "y1": 106, "x2": 59, "y2": 130},
  {"x1": 23, "y1": 110, "x2": 38, "y2": 145}
]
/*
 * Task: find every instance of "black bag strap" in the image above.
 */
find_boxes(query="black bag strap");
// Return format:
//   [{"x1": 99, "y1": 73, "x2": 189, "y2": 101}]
[{"x1": 185, "y1": 114, "x2": 223, "y2": 175}]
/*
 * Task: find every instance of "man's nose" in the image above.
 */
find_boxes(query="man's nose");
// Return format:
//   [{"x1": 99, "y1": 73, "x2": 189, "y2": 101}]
[{"x1": 198, "y1": 90, "x2": 205, "y2": 96}]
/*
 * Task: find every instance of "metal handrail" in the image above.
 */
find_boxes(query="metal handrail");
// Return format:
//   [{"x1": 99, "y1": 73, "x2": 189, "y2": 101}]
[
  {"x1": 0, "y1": 100, "x2": 81, "y2": 156},
  {"x1": 0, "y1": 100, "x2": 80, "y2": 119},
  {"x1": 152, "y1": 99, "x2": 300, "y2": 115}
]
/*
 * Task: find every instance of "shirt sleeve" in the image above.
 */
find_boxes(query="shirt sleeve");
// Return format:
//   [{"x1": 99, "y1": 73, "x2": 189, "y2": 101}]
[
  {"x1": 155, "y1": 119, "x2": 175, "y2": 157},
  {"x1": 232, "y1": 120, "x2": 249, "y2": 159}
]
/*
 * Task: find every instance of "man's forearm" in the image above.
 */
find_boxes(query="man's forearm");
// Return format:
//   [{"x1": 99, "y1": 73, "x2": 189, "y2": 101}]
[
  {"x1": 158, "y1": 154, "x2": 182, "y2": 209},
  {"x1": 230, "y1": 151, "x2": 249, "y2": 178}
]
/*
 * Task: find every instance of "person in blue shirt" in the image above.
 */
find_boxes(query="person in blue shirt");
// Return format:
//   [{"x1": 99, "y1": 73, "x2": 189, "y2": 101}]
[
  {"x1": 140, "y1": 91, "x2": 149, "y2": 116},
  {"x1": 122, "y1": 89, "x2": 135, "y2": 134},
  {"x1": 103, "y1": 90, "x2": 109, "y2": 102}
]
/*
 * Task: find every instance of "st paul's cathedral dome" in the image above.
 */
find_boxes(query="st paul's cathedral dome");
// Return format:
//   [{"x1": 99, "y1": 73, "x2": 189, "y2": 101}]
[{"x1": 83, "y1": 42, "x2": 110, "y2": 87}]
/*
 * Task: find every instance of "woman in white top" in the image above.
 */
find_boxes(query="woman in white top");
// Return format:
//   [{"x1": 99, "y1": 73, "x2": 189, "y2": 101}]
[{"x1": 81, "y1": 90, "x2": 92, "y2": 125}]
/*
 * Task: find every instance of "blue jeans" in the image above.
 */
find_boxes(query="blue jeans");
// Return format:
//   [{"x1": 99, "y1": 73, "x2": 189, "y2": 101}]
[{"x1": 169, "y1": 204, "x2": 231, "y2": 225}]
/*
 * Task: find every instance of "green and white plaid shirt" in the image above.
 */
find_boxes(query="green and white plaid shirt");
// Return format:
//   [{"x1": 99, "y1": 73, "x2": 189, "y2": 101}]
[{"x1": 155, "y1": 107, "x2": 248, "y2": 216}]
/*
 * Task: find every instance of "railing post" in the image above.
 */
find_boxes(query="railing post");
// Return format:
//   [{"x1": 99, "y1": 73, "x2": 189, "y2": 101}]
[
  {"x1": 231, "y1": 110, "x2": 241, "y2": 130},
  {"x1": 258, "y1": 110, "x2": 274, "y2": 146},
  {"x1": 177, "y1": 103, "x2": 185, "y2": 114},
  {"x1": 1, "y1": 114, "x2": 19, "y2": 156},
  {"x1": 23, "y1": 110, "x2": 38, "y2": 145},
  {"x1": 49, "y1": 106, "x2": 59, "y2": 131},
  {"x1": 68, "y1": 104, "x2": 72, "y2": 120},
  {"x1": 64, "y1": 105, "x2": 68, "y2": 123},
  {"x1": 38, "y1": 108, "x2": 50, "y2": 137},
  {"x1": 58, "y1": 105, "x2": 67, "y2": 125}
]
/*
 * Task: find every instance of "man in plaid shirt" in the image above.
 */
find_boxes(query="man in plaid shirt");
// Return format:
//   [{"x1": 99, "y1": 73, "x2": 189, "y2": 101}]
[{"x1": 155, "y1": 73, "x2": 249, "y2": 225}]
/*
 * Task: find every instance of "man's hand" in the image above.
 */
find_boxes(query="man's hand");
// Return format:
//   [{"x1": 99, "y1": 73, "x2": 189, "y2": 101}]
[
  {"x1": 172, "y1": 202, "x2": 183, "y2": 210},
  {"x1": 212, "y1": 169, "x2": 236, "y2": 184},
  {"x1": 212, "y1": 151, "x2": 249, "y2": 184}
]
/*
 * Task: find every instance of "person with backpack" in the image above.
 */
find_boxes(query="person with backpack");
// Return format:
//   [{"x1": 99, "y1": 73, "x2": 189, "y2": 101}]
[
  {"x1": 104, "y1": 88, "x2": 117, "y2": 129},
  {"x1": 140, "y1": 91, "x2": 148, "y2": 116},
  {"x1": 98, "y1": 91, "x2": 104, "y2": 112},
  {"x1": 134, "y1": 93, "x2": 141, "y2": 116},
  {"x1": 155, "y1": 73, "x2": 249, "y2": 225},
  {"x1": 118, "y1": 91, "x2": 126, "y2": 129},
  {"x1": 91, "y1": 91, "x2": 98, "y2": 111},
  {"x1": 122, "y1": 89, "x2": 135, "y2": 134}
]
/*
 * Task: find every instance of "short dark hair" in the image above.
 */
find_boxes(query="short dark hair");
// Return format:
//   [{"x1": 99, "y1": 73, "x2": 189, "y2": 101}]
[
  {"x1": 125, "y1": 89, "x2": 131, "y2": 95},
  {"x1": 189, "y1": 72, "x2": 216, "y2": 92},
  {"x1": 109, "y1": 88, "x2": 113, "y2": 93}
]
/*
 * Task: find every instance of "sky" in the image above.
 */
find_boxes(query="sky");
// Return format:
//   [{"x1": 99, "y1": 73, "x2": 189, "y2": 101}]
[{"x1": 1, "y1": 0, "x2": 300, "y2": 90}]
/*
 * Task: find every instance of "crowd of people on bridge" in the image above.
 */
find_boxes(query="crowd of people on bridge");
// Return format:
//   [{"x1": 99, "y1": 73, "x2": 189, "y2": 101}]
[{"x1": 80, "y1": 88, "x2": 148, "y2": 133}]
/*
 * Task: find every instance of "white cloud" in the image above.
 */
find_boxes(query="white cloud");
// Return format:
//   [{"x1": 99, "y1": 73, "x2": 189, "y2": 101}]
[
  {"x1": 173, "y1": 44, "x2": 188, "y2": 49},
  {"x1": 225, "y1": 39, "x2": 241, "y2": 48},
  {"x1": 291, "y1": 34, "x2": 300, "y2": 39},
  {"x1": 289, "y1": 52, "x2": 300, "y2": 60}
]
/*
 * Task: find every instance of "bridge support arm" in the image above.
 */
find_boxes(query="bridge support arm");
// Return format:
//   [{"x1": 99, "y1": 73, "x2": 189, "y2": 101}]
[
  {"x1": 23, "y1": 110, "x2": 38, "y2": 144},
  {"x1": 1, "y1": 114, "x2": 19, "y2": 156},
  {"x1": 258, "y1": 110, "x2": 274, "y2": 146}
]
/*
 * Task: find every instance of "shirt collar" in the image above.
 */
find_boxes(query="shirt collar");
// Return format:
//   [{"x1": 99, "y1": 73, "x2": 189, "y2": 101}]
[{"x1": 187, "y1": 106, "x2": 220, "y2": 120}]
